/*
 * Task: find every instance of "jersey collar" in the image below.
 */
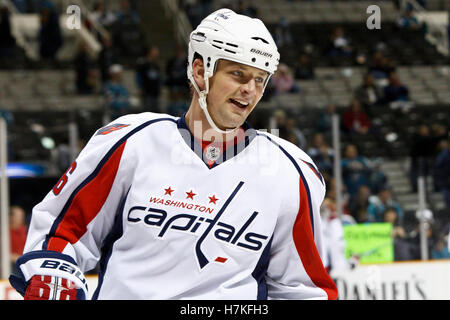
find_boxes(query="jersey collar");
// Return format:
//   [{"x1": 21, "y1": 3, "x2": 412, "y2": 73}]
[{"x1": 176, "y1": 113, "x2": 257, "y2": 169}]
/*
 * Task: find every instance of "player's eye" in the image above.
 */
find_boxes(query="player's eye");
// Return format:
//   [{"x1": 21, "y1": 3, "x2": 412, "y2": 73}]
[{"x1": 232, "y1": 71, "x2": 243, "y2": 77}]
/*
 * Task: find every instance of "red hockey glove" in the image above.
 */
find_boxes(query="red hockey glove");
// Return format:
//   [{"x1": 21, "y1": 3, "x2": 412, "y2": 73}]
[{"x1": 24, "y1": 275, "x2": 78, "y2": 300}]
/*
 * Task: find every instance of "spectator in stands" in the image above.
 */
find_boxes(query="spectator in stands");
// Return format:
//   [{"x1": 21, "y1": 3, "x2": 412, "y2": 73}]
[
  {"x1": 383, "y1": 207, "x2": 412, "y2": 261},
  {"x1": 430, "y1": 123, "x2": 448, "y2": 190},
  {"x1": 98, "y1": 35, "x2": 119, "y2": 84},
  {"x1": 368, "y1": 158, "x2": 388, "y2": 194},
  {"x1": 320, "y1": 199, "x2": 350, "y2": 272},
  {"x1": 293, "y1": 53, "x2": 315, "y2": 80},
  {"x1": 367, "y1": 51, "x2": 395, "y2": 86},
  {"x1": 38, "y1": 3, "x2": 63, "y2": 62},
  {"x1": 347, "y1": 185, "x2": 371, "y2": 223},
  {"x1": 409, "y1": 218, "x2": 437, "y2": 260},
  {"x1": 384, "y1": 208, "x2": 405, "y2": 237},
  {"x1": 323, "y1": 177, "x2": 354, "y2": 225},
  {"x1": 9, "y1": 205, "x2": 28, "y2": 274},
  {"x1": 55, "y1": 140, "x2": 72, "y2": 175},
  {"x1": 307, "y1": 133, "x2": 334, "y2": 179},
  {"x1": 286, "y1": 118, "x2": 307, "y2": 150},
  {"x1": 397, "y1": 7, "x2": 422, "y2": 31},
  {"x1": 271, "y1": 63, "x2": 300, "y2": 94},
  {"x1": 74, "y1": 42, "x2": 99, "y2": 94},
  {"x1": 326, "y1": 26, "x2": 353, "y2": 64},
  {"x1": 103, "y1": 64, "x2": 130, "y2": 121},
  {"x1": 165, "y1": 45, "x2": 190, "y2": 117},
  {"x1": 274, "y1": 16, "x2": 293, "y2": 49},
  {"x1": 443, "y1": 222, "x2": 450, "y2": 251},
  {"x1": 409, "y1": 124, "x2": 437, "y2": 193},
  {"x1": 355, "y1": 51, "x2": 367, "y2": 66},
  {"x1": 136, "y1": 45, "x2": 163, "y2": 113},
  {"x1": 367, "y1": 186, "x2": 404, "y2": 223},
  {"x1": 273, "y1": 109, "x2": 289, "y2": 139},
  {"x1": 431, "y1": 123, "x2": 448, "y2": 153},
  {"x1": 112, "y1": 0, "x2": 146, "y2": 62},
  {"x1": 317, "y1": 103, "x2": 336, "y2": 134},
  {"x1": 116, "y1": 0, "x2": 140, "y2": 25},
  {"x1": 381, "y1": 71, "x2": 410, "y2": 104},
  {"x1": 91, "y1": 1, "x2": 117, "y2": 29},
  {"x1": 432, "y1": 236, "x2": 450, "y2": 259},
  {"x1": 272, "y1": 110, "x2": 305, "y2": 150},
  {"x1": 0, "y1": 5, "x2": 16, "y2": 61},
  {"x1": 165, "y1": 45, "x2": 189, "y2": 98},
  {"x1": 54, "y1": 136, "x2": 84, "y2": 175},
  {"x1": 354, "y1": 73, "x2": 382, "y2": 113},
  {"x1": 342, "y1": 98, "x2": 372, "y2": 135},
  {"x1": 434, "y1": 138, "x2": 450, "y2": 210},
  {"x1": 341, "y1": 143, "x2": 372, "y2": 196}
]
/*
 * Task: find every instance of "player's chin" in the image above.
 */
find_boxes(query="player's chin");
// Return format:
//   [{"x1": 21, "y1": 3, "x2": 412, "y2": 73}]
[
  {"x1": 218, "y1": 102, "x2": 252, "y2": 129},
  {"x1": 229, "y1": 110, "x2": 249, "y2": 125},
  {"x1": 220, "y1": 114, "x2": 246, "y2": 131}
]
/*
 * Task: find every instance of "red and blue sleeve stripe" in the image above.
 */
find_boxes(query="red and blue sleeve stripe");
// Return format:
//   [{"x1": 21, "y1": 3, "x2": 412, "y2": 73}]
[
  {"x1": 257, "y1": 133, "x2": 338, "y2": 300},
  {"x1": 294, "y1": 172, "x2": 338, "y2": 300},
  {"x1": 301, "y1": 159, "x2": 324, "y2": 185},
  {"x1": 44, "y1": 141, "x2": 127, "y2": 252},
  {"x1": 43, "y1": 117, "x2": 177, "y2": 252}
]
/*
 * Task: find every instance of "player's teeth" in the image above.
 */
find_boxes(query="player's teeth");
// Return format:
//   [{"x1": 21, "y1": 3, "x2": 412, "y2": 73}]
[{"x1": 232, "y1": 99, "x2": 248, "y2": 106}]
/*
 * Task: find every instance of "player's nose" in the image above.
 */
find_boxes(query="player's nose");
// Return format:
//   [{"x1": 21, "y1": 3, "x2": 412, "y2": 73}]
[{"x1": 240, "y1": 78, "x2": 256, "y2": 96}]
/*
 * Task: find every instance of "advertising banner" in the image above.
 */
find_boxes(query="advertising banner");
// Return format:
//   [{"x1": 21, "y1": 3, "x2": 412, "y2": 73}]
[
  {"x1": 331, "y1": 260, "x2": 450, "y2": 300},
  {"x1": 344, "y1": 223, "x2": 393, "y2": 264}
]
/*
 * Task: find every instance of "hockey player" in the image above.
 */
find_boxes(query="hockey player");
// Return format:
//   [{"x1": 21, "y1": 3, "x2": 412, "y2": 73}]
[{"x1": 9, "y1": 9, "x2": 338, "y2": 300}]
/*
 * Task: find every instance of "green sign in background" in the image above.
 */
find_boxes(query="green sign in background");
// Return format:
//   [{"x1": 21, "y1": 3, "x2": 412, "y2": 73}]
[{"x1": 343, "y1": 223, "x2": 394, "y2": 264}]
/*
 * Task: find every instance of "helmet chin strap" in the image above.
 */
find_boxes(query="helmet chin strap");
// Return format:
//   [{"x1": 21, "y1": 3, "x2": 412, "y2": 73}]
[
  {"x1": 198, "y1": 92, "x2": 240, "y2": 135},
  {"x1": 189, "y1": 70, "x2": 240, "y2": 135}
]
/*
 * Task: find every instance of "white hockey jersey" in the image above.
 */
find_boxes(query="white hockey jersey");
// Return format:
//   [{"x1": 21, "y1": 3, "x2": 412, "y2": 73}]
[{"x1": 11, "y1": 112, "x2": 337, "y2": 300}]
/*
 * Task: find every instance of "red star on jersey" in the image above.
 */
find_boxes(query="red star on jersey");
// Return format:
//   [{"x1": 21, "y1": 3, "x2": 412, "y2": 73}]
[
  {"x1": 186, "y1": 190, "x2": 196, "y2": 200},
  {"x1": 164, "y1": 187, "x2": 174, "y2": 196},
  {"x1": 208, "y1": 195, "x2": 219, "y2": 204}
]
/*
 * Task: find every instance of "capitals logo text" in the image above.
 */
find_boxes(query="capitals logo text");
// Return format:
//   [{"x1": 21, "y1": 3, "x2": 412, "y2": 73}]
[{"x1": 127, "y1": 182, "x2": 269, "y2": 269}]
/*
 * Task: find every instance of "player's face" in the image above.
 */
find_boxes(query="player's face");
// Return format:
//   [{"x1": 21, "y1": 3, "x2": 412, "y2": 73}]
[{"x1": 207, "y1": 60, "x2": 269, "y2": 130}]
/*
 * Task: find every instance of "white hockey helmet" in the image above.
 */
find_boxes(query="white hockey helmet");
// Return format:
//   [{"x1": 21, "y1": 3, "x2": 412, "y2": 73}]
[{"x1": 187, "y1": 8, "x2": 280, "y2": 133}]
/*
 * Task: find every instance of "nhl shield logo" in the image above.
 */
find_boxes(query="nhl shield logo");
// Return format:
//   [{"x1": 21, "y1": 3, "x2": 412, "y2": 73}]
[{"x1": 205, "y1": 146, "x2": 220, "y2": 161}]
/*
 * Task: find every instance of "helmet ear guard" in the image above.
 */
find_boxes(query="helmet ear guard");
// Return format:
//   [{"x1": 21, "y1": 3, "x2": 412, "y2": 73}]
[
  {"x1": 189, "y1": 53, "x2": 210, "y2": 92},
  {"x1": 187, "y1": 8, "x2": 280, "y2": 134}
]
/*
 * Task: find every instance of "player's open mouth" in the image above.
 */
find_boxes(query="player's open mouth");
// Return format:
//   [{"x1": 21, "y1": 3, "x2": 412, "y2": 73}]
[{"x1": 229, "y1": 98, "x2": 249, "y2": 109}]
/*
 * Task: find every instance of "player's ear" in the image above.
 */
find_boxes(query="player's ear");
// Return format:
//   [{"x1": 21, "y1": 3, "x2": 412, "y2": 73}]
[{"x1": 192, "y1": 58, "x2": 206, "y2": 91}]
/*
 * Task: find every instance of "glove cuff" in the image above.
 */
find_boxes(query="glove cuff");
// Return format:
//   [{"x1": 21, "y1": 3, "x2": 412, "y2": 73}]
[{"x1": 10, "y1": 250, "x2": 88, "y2": 299}]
